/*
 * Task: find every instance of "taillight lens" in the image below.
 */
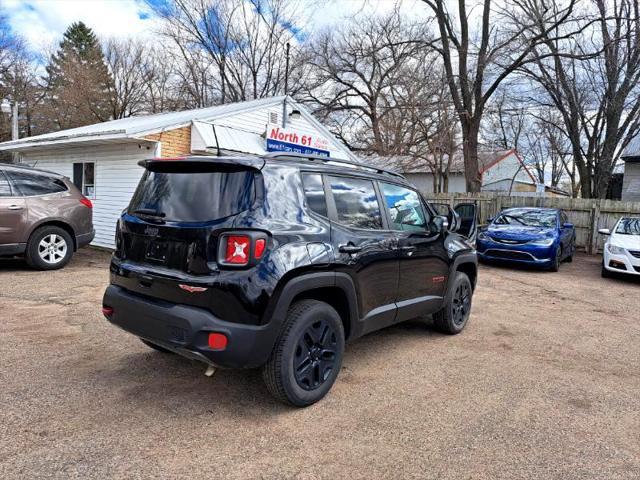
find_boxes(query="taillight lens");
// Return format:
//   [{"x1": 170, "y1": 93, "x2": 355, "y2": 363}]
[
  {"x1": 80, "y1": 197, "x2": 93, "y2": 208},
  {"x1": 225, "y1": 235, "x2": 250, "y2": 265},
  {"x1": 254, "y1": 238, "x2": 266, "y2": 258}
]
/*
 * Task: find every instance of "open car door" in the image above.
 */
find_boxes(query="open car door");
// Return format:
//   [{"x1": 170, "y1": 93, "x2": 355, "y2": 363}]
[{"x1": 453, "y1": 202, "x2": 478, "y2": 243}]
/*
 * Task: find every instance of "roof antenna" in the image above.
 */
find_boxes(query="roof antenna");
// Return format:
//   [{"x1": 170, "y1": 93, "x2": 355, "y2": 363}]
[{"x1": 211, "y1": 124, "x2": 221, "y2": 157}]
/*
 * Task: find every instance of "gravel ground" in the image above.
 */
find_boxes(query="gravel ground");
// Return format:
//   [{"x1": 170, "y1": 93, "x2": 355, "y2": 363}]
[{"x1": 1, "y1": 249, "x2": 639, "y2": 479}]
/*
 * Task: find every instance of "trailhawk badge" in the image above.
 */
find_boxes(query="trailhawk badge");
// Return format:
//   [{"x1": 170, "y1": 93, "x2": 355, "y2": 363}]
[{"x1": 179, "y1": 284, "x2": 208, "y2": 293}]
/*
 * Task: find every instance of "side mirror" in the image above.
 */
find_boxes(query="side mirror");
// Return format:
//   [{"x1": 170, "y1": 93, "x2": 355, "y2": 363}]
[
  {"x1": 563, "y1": 222, "x2": 574, "y2": 229},
  {"x1": 487, "y1": 216, "x2": 494, "y2": 224},
  {"x1": 432, "y1": 215, "x2": 449, "y2": 233},
  {"x1": 598, "y1": 228, "x2": 611, "y2": 235}
]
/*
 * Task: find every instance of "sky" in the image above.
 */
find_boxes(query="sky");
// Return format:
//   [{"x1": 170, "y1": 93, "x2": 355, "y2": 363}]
[{"x1": 1, "y1": 0, "x2": 422, "y2": 55}]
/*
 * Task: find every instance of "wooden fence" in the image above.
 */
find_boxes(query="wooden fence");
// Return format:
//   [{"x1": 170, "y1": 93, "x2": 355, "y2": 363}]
[{"x1": 421, "y1": 192, "x2": 640, "y2": 254}]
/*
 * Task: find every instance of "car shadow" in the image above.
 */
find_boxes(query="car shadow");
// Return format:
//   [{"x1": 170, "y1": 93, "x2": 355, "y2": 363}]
[
  {"x1": 91, "y1": 317, "x2": 444, "y2": 414},
  {"x1": 479, "y1": 259, "x2": 552, "y2": 273},
  {"x1": 0, "y1": 257, "x2": 31, "y2": 272}
]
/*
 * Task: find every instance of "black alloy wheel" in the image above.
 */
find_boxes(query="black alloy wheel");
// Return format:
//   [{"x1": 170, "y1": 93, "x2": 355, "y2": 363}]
[
  {"x1": 294, "y1": 319, "x2": 338, "y2": 391},
  {"x1": 451, "y1": 281, "x2": 472, "y2": 327}
]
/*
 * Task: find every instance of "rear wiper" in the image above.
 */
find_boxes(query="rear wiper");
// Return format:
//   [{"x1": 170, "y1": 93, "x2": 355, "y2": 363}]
[{"x1": 132, "y1": 208, "x2": 166, "y2": 223}]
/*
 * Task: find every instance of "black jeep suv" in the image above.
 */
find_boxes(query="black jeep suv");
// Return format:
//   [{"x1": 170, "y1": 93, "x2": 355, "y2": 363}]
[{"x1": 102, "y1": 153, "x2": 477, "y2": 406}]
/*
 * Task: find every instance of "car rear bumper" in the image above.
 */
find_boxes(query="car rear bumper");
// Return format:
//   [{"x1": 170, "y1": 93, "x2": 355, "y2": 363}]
[
  {"x1": 102, "y1": 285, "x2": 279, "y2": 369},
  {"x1": 76, "y1": 230, "x2": 95, "y2": 249}
]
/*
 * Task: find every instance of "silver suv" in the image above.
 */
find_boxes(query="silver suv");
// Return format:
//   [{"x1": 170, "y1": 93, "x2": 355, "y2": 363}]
[{"x1": 0, "y1": 163, "x2": 94, "y2": 270}]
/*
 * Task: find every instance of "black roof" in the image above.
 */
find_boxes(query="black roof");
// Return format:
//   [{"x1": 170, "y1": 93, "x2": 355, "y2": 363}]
[{"x1": 141, "y1": 153, "x2": 410, "y2": 185}]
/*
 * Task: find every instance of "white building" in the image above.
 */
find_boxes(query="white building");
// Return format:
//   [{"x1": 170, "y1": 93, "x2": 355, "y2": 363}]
[{"x1": 0, "y1": 96, "x2": 356, "y2": 248}]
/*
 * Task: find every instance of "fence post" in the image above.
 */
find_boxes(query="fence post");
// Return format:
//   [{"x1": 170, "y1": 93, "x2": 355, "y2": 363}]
[{"x1": 588, "y1": 203, "x2": 600, "y2": 255}]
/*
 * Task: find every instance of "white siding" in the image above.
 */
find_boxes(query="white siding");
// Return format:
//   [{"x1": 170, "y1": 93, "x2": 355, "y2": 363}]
[
  {"x1": 622, "y1": 162, "x2": 640, "y2": 201},
  {"x1": 405, "y1": 172, "x2": 466, "y2": 194},
  {"x1": 482, "y1": 153, "x2": 533, "y2": 187},
  {"x1": 21, "y1": 142, "x2": 154, "y2": 248}
]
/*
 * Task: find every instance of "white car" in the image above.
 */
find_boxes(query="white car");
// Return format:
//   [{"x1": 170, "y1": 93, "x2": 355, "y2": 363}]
[{"x1": 599, "y1": 217, "x2": 640, "y2": 278}]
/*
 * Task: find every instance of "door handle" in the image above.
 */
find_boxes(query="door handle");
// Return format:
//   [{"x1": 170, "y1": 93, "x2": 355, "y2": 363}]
[
  {"x1": 339, "y1": 244, "x2": 362, "y2": 254},
  {"x1": 7, "y1": 205, "x2": 23, "y2": 210}
]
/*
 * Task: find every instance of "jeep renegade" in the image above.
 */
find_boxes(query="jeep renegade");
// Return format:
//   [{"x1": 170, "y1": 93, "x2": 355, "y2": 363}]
[{"x1": 102, "y1": 153, "x2": 477, "y2": 406}]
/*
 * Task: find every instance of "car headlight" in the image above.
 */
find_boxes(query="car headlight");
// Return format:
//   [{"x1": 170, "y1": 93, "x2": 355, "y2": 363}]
[
  {"x1": 607, "y1": 244, "x2": 626, "y2": 255},
  {"x1": 528, "y1": 237, "x2": 554, "y2": 246},
  {"x1": 477, "y1": 231, "x2": 490, "y2": 241}
]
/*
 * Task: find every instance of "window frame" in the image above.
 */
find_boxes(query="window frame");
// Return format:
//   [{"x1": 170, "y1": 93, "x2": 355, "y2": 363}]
[
  {"x1": 300, "y1": 171, "x2": 330, "y2": 219},
  {"x1": 323, "y1": 173, "x2": 390, "y2": 231},
  {"x1": 73, "y1": 161, "x2": 96, "y2": 199},
  {"x1": 5, "y1": 170, "x2": 68, "y2": 198},
  {"x1": 0, "y1": 170, "x2": 13, "y2": 197}
]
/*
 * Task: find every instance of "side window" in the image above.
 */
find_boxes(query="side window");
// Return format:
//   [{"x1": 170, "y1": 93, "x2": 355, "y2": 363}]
[
  {"x1": 301, "y1": 173, "x2": 328, "y2": 217},
  {"x1": 0, "y1": 171, "x2": 12, "y2": 197},
  {"x1": 327, "y1": 175, "x2": 383, "y2": 230},
  {"x1": 6, "y1": 171, "x2": 67, "y2": 196},
  {"x1": 380, "y1": 183, "x2": 429, "y2": 232},
  {"x1": 73, "y1": 162, "x2": 95, "y2": 197}
]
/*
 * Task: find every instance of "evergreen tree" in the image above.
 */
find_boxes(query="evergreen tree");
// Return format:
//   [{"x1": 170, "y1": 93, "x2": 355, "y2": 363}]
[{"x1": 42, "y1": 22, "x2": 114, "y2": 130}]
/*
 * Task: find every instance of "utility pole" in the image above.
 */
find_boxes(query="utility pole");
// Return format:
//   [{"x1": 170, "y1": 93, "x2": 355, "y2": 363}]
[
  {"x1": 282, "y1": 42, "x2": 290, "y2": 128},
  {"x1": 1, "y1": 98, "x2": 19, "y2": 163}
]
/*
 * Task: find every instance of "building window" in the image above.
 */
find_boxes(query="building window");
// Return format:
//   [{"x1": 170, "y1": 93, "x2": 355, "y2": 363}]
[{"x1": 73, "y1": 162, "x2": 95, "y2": 197}]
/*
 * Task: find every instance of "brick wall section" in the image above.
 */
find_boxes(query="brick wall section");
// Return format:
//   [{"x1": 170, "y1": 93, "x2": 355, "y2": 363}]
[{"x1": 144, "y1": 126, "x2": 191, "y2": 157}]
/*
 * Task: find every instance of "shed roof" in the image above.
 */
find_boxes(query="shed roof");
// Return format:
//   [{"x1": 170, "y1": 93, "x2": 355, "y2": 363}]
[{"x1": 0, "y1": 96, "x2": 328, "y2": 152}]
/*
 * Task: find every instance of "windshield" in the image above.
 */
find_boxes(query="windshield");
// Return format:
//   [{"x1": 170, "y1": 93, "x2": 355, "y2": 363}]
[
  {"x1": 615, "y1": 217, "x2": 640, "y2": 235},
  {"x1": 494, "y1": 209, "x2": 557, "y2": 228},
  {"x1": 129, "y1": 170, "x2": 255, "y2": 222}
]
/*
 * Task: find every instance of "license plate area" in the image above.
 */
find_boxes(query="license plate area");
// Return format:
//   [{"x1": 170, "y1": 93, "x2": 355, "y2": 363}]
[{"x1": 146, "y1": 240, "x2": 169, "y2": 263}]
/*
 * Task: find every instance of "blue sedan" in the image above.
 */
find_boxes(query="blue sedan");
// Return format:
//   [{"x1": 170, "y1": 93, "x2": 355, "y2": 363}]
[{"x1": 477, "y1": 207, "x2": 576, "y2": 271}]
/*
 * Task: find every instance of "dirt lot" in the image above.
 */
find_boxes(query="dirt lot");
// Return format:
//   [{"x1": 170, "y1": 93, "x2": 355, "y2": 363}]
[{"x1": 1, "y1": 250, "x2": 639, "y2": 479}]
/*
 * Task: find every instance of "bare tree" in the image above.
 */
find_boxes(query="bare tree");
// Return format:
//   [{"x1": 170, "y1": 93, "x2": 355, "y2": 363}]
[
  {"x1": 421, "y1": 0, "x2": 577, "y2": 192},
  {"x1": 147, "y1": 0, "x2": 305, "y2": 105},
  {"x1": 521, "y1": 0, "x2": 640, "y2": 198},
  {"x1": 302, "y1": 10, "x2": 432, "y2": 155},
  {"x1": 104, "y1": 39, "x2": 152, "y2": 118}
]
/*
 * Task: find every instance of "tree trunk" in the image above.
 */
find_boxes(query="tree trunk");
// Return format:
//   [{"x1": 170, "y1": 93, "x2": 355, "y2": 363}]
[{"x1": 461, "y1": 119, "x2": 482, "y2": 193}]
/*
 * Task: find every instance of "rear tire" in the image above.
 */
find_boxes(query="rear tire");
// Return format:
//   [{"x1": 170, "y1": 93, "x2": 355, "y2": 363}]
[
  {"x1": 25, "y1": 226, "x2": 73, "y2": 270},
  {"x1": 263, "y1": 300, "x2": 345, "y2": 407},
  {"x1": 433, "y1": 272, "x2": 473, "y2": 335},
  {"x1": 140, "y1": 338, "x2": 173, "y2": 353}
]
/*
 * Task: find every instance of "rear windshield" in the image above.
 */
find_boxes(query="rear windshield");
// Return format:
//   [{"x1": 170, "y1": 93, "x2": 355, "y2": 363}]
[{"x1": 129, "y1": 170, "x2": 255, "y2": 222}]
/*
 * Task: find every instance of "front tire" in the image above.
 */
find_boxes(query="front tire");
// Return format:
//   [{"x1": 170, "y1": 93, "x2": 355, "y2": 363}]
[
  {"x1": 25, "y1": 226, "x2": 73, "y2": 270},
  {"x1": 263, "y1": 300, "x2": 345, "y2": 407},
  {"x1": 433, "y1": 272, "x2": 473, "y2": 334},
  {"x1": 601, "y1": 262, "x2": 612, "y2": 278},
  {"x1": 549, "y1": 247, "x2": 561, "y2": 272}
]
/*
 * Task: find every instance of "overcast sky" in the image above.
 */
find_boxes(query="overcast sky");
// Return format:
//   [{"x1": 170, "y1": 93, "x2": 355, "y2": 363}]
[{"x1": 2, "y1": 0, "x2": 424, "y2": 54}]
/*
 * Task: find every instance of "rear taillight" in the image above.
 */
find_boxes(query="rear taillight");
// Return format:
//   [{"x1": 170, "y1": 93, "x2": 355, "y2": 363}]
[
  {"x1": 224, "y1": 235, "x2": 250, "y2": 265},
  {"x1": 217, "y1": 232, "x2": 268, "y2": 267},
  {"x1": 80, "y1": 197, "x2": 93, "y2": 208},
  {"x1": 102, "y1": 306, "x2": 113, "y2": 318}
]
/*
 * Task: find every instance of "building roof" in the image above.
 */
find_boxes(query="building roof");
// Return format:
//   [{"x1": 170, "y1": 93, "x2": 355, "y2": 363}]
[
  {"x1": 622, "y1": 135, "x2": 640, "y2": 161},
  {"x1": 364, "y1": 149, "x2": 529, "y2": 176},
  {"x1": 0, "y1": 96, "x2": 345, "y2": 155}
]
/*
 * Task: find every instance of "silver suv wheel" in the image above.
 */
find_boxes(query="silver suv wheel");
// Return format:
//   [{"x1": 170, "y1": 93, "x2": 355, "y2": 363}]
[{"x1": 38, "y1": 234, "x2": 68, "y2": 265}]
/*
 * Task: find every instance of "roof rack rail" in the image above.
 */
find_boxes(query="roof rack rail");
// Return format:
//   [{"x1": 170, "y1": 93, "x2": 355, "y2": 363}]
[{"x1": 263, "y1": 151, "x2": 405, "y2": 179}]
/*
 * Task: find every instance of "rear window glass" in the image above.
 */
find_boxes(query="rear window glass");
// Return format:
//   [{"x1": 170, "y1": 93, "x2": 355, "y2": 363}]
[
  {"x1": 327, "y1": 175, "x2": 382, "y2": 230},
  {"x1": 7, "y1": 171, "x2": 67, "y2": 196},
  {"x1": 302, "y1": 173, "x2": 328, "y2": 217},
  {"x1": 129, "y1": 170, "x2": 255, "y2": 222}
]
